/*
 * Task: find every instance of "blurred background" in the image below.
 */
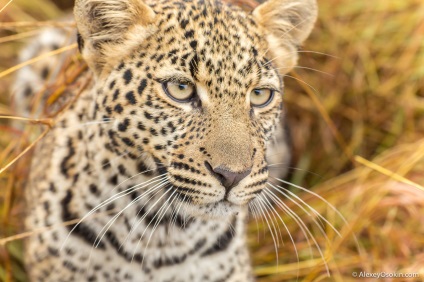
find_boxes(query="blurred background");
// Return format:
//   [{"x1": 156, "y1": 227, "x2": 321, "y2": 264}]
[{"x1": 0, "y1": 0, "x2": 423, "y2": 281}]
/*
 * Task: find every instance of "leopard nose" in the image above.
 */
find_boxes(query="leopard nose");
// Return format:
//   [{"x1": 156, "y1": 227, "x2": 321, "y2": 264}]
[{"x1": 205, "y1": 161, "x2": 252, "y2": 192}]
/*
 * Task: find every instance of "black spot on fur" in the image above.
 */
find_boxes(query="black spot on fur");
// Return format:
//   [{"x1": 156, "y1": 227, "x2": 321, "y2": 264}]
[
  {"x1": 117, "y1": 62, "x2": 125, "y2": 70},
  {"x1": 190, "y1": 40, "x2": 197, "y2": 49},
  {"x1": 138, "y1": 79, "x2": 148, "y2": 95},
  {"x1": 125, "y1": 91, "x2": 136, "y2": 105},
  {"x1": 185, "y1": 30, "x2": 194, "y2": 38},
  {"x1": 189, "y1": 53, "x2": 199, "y2": 79},
  {"x1": 112, "y1": 89, "x2": 120, "y2": 101},
  {"x1": 60, "y1": 138, "x2": 75, "y2": 177},
  {"x1": 121, "y1": 137, "x2": 135, "y2": 147},
  {"x1": 114, "y1": 104, "x2": 123, "y2": 113},
  {"x1": 180, "y1": 19, "x2": 189, "y2": 29},
  {"x1": 89, "y1": 184, "x2": 99, "y2": 196},
  {"x1": 123, "y1": 69, "x2": 133, "y2": 84},
  {"x1": 118, "y1": 118, "x2": 130, "y2": 132}
]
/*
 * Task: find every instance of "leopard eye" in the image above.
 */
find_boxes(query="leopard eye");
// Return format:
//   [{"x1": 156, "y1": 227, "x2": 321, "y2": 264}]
[
  {"x1": 162, "y1": 81, "x2": 195, "y2": 102},
  {"x1": 250, "y1": 88, "x2": 274, "y2": 107}
]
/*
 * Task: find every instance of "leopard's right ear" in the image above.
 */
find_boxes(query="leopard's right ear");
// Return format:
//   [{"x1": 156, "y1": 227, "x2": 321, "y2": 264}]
[
  {"x1": 253, "y1": 0, "x2": 317, "y2": 74},
  {"x1": 74, "y1": 0, "x2": 156, "y2": 76}
]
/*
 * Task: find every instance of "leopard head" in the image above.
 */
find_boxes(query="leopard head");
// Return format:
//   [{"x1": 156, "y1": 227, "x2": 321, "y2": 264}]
[{"x1": 74, "y1": 0, "x2": 317, "y2": 218}]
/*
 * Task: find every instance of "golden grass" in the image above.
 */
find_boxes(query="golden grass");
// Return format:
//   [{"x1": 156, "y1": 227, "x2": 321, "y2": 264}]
[
  {"x1": 1, "y1": 0, "x2": 424, "y2": 281},
  {"x1": 251, "y1": 141, "x2": 424, "y2": 281}
]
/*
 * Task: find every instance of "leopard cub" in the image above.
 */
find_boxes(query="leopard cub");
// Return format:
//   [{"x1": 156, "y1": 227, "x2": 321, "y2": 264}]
[{"x1": 18, "y1": 0, "x2": 317, "y2": 280}]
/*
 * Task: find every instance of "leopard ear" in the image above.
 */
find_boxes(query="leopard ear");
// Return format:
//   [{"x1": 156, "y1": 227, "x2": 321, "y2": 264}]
[
  {"x1": 74, "y1": 0, "x2": 156, "y2": 76},
  {"x1": 253, "y1": 0, "x2": 317, "y2": 74}
]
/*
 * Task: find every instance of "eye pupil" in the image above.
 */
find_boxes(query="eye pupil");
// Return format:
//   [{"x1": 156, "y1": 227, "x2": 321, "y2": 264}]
[{"x1": 179, "y1": 84, "x2": 186, "y2": 90}]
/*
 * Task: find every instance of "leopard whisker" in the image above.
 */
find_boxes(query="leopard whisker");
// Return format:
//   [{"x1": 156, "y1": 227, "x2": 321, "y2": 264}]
[
  {"x1": 265, "y1": 183, "x2": 330, "y2": 276},
  {"x1": 272, "y1": 65, "x2": 334, "y2": 77},
  {"x1": 87, "y1": 174, "x2": 168, "y2": 225},
  {"x1": 176, "y1": 194, "x2": 191, "y2": 230},
  {"x1": 268, "y1": 182, "x2": 341, "y2": 237},
  {"x1": 248, "y1": 201, "x2": 261, "y2": 242},
  {"x1": 255, "y1": 194, "x2": 279, "y2": 266},
  {"x1": 124, "y1": 185, "x2": 173, "y2": 251},
  {"x1": 94, "y1": 178, "x2": 170, "y2": 249},
  {"x1": 139, "y1": 188, "x2": 178, "y2": 266},
  {"x1": 60, "y1": 174, "x2": 168, "y2": 251},
  {"x1": 273, "y1": 177, "x2": 361, "y2": 251},
  {"x1": 108, "y1": 162, "x2": 170, "y2": 194},
  {"x1": 258, "y1": 194, "x2": 284, "y2": 248},
  {"x1": 263, "y1": 50, "x2": 339, "y2": 68},
  {"x1": 169, "y1": 193, "x2": 186, "y2": 234},
  {"x1": 117, "y1": 185, "x2": 166, "y2": 251},
  {"x1": 265, "y1": 187, "x2": 314, "y2": 259},
  {"x1": 284, "y1": 74, "x2": 318, "y2": 94},
  {"x1": 259, "y1": 194, "x2": 284, "y2": 247},
  {"x1": 260, "y1": 190, "x2": 300, "y2": 277},
  {"x1": 131, "y1": 187, "x2": 175, "y2": 263},
  {"x1": 296, "y1": 50, "x2": 340, "y2": 59},
  {"x1": 273, "y1": 177, "x2": 349, "y2": 228},
  {"x1": 268, "y1": 163, "x2": 323, "y2": 179},
  {"x1": 182, "y1": 198, "x2": 190, "y2": 229},
  {"x1": 266, "y1": 184, "x2": 333, "y2": 262},
  {"x1": 228, "y1": 216, "x2": 237, "y2": 238},
  {"x1": 262, "y1": 50, "x2": 300, "y2": 67}
]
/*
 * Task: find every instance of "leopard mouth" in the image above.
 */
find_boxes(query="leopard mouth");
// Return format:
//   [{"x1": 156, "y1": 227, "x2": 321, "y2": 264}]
[
  {"x1": 174, "y1": 191, "x2": 246, "y2": 219},
  {"x1": 172, "y1": 186, "x2": 240, "y2": 205}
]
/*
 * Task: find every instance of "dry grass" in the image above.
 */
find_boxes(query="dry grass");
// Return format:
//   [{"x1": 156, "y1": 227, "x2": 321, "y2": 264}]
[{"x1": 1, "y1": 0, "x2": 424, "y2": 281}]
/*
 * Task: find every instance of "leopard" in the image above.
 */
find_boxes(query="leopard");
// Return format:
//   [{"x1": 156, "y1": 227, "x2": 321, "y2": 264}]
[{"x1": 14, "y1": 0, "x2": 317, "y2": 281}]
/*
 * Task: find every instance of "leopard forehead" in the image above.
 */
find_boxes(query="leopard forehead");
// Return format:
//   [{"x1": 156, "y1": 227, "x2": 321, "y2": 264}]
[{"x1": 104, "y1": 0, "x2": 281, "y2": 99}]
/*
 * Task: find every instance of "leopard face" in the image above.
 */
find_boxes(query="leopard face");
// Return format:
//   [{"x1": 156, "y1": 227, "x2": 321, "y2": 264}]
[{"x1": 75, "y1": 0, "x2": 317, "y2": 218}]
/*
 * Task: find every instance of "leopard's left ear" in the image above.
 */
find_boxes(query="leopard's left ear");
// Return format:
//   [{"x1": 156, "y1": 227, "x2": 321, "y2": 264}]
[{"x1": 253, "y1": 0, "x2": 317, "y2": 74}]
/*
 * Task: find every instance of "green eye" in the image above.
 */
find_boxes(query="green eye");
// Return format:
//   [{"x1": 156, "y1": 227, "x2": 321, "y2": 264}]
[
  {"x1": 163, "y1": 81, "x2": 195, "y2": 102},
  {"x1": 250, "y1": 88, "x2": 274, "y2": 107}
]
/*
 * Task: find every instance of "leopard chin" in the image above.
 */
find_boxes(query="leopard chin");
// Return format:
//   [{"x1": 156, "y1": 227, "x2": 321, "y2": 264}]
[{"x1": 180, "y1": 199, "x2": 245, "y2": 219}]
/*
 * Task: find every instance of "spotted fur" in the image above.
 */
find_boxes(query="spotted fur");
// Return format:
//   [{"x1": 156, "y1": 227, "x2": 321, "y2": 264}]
[{"x1": 16, "y1": 0, "x2": 317, "y2": 281}]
